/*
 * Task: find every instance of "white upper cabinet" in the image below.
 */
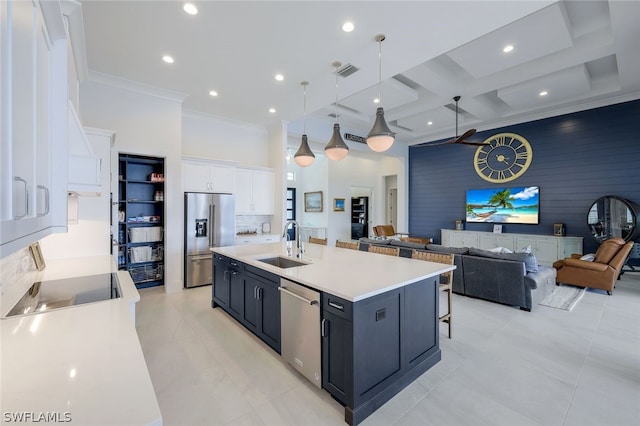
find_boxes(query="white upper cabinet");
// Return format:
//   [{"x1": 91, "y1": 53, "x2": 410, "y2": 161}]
[
  {"x1": 235, "y1": 167, "x2": 274, "y2": 215},
  {"x1": 182, "y1": 157, "x2": 236, "y2": 194},
  {"x1": 1, "y1": 0, "x2": 68, "y2": 257}
]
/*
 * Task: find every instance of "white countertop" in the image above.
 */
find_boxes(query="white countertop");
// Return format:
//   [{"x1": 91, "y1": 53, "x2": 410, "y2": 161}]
[
  {"x1": 1, "y1": 255, "x2": 161, "y2": 425},
  {"x1": 212, "y1": 242, "x2": 455, "y2": 302}
]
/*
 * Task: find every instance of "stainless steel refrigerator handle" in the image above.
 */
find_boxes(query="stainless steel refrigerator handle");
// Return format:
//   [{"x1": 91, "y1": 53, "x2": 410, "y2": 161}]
[
  {"x1": 278, "y1": 286, "x2": 319, "y2": 305},
  {"x1": 321, "y1": 318, "x2": 327, "y2": 337},
  {"x1": 209, "y1": 204, "x2": 216, "y2": 247},
  {"x1": 190, "y1": 255, "x2": 212, "y2": 261}
]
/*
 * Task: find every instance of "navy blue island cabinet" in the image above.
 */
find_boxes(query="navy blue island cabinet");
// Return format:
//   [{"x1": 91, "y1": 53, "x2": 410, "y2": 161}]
[
  {"x1": 321, "y1": 277, "x2": 440, "y2": 425},
  {"x1": 211, "y1": 253, "x2": 440, "y2": 425}
]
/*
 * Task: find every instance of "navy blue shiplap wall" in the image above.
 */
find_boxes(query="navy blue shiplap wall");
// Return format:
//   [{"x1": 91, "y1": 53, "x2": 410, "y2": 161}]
[{"x1": 409, "y1": 99, "x2": 640, "y2": 254}]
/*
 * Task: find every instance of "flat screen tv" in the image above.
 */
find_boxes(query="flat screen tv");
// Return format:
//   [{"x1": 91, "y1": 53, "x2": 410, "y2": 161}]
[{"x1": 466, "y1": 186, "x2": 539, "y2": 224}]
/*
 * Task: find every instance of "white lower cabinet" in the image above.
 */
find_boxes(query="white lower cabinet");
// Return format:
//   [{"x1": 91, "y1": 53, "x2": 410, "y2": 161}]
[{"x1": 441, "y1": 229, "x2": 583, "y2": 266}]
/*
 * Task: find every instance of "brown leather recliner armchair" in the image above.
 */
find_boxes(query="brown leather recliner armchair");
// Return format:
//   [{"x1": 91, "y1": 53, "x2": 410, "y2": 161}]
[{"x1": 553, "y1": 237, "x2": 633, "y2": 295}]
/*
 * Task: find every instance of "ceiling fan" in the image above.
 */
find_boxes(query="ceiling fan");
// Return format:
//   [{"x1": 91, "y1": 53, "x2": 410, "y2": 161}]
[{"x1": 414, "y1": 96, "x2": 487, "y2": 147}]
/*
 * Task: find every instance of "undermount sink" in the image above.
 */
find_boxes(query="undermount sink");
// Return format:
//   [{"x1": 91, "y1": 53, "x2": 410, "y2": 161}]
[{"x1": 257, "y1": 256, "x2": 308, "y2": 269}]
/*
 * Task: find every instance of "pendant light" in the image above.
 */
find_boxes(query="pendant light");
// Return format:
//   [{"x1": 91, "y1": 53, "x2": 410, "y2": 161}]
[
  {"x1": 366, "y1": 34, "x2": 395, "y2": 152},
  {"x1": 324, "y1": 61, "x2": 349, "y2": 161},
  {"x1": 294, "y1": 81, "x2": 315, "y2": 167}
]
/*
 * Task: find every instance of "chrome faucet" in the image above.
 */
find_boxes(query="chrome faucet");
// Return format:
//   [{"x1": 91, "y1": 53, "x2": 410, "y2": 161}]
[{"x1": 282, "y1": 220, "x2": 304, "y2": 258}]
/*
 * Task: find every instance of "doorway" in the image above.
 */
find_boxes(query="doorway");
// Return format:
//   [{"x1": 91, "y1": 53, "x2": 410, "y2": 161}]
[
  {"x1": 387, "y1": 188, "x2": 397, "y2": 228},
  {"x1": 350, "y1": 186, "x2": 372, "y2": 239},
  {"x1": 384, "y1": 175, "x2": 398, "y2": 229}
]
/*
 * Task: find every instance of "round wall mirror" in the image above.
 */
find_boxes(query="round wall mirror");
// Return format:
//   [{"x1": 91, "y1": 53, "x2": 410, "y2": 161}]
[{"x1": 587, "y1": 196, "x2": 640, "y2": 242}]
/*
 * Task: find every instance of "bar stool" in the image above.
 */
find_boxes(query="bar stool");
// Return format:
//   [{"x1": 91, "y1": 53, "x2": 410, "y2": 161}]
[
  {"x1": 368, "y1": 245, "x2": 400, "y2": 256},
  {"x1": 335, "y1": 240, "x2": 359, "y2": 250},
  {"x1": 411, "y1": 250, "x2": 454, "y2": 338},
  {"x1": 308, "y1": 236, "x2": 327, "y2": 245}
]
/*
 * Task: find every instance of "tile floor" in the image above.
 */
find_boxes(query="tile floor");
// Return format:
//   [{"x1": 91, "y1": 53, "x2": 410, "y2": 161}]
[{"x1": 136, "y1": 272, "x2": 640, "y2": 426}]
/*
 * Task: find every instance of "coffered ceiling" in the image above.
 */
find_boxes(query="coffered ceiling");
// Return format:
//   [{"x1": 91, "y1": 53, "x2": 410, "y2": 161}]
[{"x1": 78, "y1": 1, "x2": 640, "y2": 146}]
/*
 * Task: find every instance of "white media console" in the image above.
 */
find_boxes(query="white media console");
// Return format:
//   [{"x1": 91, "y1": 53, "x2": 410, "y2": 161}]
[{"x1": 441, "y1": 229, "x2": 583, "y2": 266}]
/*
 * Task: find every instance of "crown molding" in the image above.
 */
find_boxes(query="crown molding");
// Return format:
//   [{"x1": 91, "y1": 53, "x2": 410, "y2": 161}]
[{"x1": 87, "y1": 71, "x2": 187, "y2": 103}]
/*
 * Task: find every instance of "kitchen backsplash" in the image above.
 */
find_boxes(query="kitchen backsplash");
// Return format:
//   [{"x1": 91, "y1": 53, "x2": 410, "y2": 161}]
[
  {"x1": 0, "y1": 246, "x2": 37, "y2": 297},
  {"x1": 235, "y1": 215, "x2": 274, "y2": 235}
]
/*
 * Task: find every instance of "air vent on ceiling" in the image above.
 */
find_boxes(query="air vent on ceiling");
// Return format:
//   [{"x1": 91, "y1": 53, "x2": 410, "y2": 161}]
[{"x1": 337, "y1": 63, "x2": 359, "y2": 77}]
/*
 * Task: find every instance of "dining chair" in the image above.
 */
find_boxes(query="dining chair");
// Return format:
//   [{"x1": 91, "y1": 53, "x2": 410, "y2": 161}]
[
  {"x1": 411, "y1": 250, "x2": 454, "y2": 338},
  {"x1": 368, "y1": 245, "x2": 400, "y2": 256},
  {"x1": 308, "y1": 236, "x2": 328, "y2": 245},
  {"x1": 335, "y1": 240, "x2": 359, "y2": 250}
]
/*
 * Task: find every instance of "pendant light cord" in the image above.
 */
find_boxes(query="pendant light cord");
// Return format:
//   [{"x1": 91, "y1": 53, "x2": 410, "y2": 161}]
[
  {"x1": 378, "y1": 38, "x2": 382, "y2": 102},
  {"x1": 303, "y1": 83, "x2": 307, "y2": 134},
  {"x1": 331, "y1": 61, "x2": 342, "y2": 124},
  {"x1": 335, "y1": 64, "x2": 339, "y2": 123}
]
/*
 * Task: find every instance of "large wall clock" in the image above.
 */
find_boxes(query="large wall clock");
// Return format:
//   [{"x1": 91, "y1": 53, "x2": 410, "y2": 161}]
[{"x1": 473, "y1": 132, "x2": 533, "y2": 183}]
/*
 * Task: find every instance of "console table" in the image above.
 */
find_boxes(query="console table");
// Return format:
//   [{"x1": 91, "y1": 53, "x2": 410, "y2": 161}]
[{"x1": 441, "y1": 229, "x2": 583, "y2": 266}]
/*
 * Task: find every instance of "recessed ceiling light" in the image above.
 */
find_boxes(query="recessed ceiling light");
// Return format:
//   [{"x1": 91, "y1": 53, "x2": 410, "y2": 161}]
[
  {"x1": 503, "y1": 44, "x2": 514, "y2": 53},
  {"x1": 539, "y1": 90, "x2": 548, "y2": 96},
  {"x1": 427, "y1": 121, "x2": 433, "y2": 126},
  {"x1": 274, "y1": 74, "x2": 284, "y2": 81},
  {"x1": 373, "y1": 98, "x2": 380, "y2": 104},
  {"x1": 162, "y1": 55, "x2": 174, "y2": 64},
  {"x1": 269, "y1": 108, "x2": 276, "y2": 113},
  {"x1": 342, "y1": 21, "x2": 355, "y2": 33},
  {"x1": 209, "y1": 90, "x2": 218, "y2": 97},
  {"x1": 183, "y1": 3, "x2": 198, "y2": 15}
]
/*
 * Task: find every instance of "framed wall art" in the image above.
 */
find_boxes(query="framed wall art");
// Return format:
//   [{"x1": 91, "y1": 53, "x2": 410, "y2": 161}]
[
  {"x1": 304, "y1": 191, "x2": 323, "y2": 212},
  {"x1": 333, "y1": 198, "x2": 345, "y2": 212}
]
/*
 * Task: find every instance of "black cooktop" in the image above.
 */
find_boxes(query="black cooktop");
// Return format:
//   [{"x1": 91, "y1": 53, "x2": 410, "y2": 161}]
[{"x1": 6, "y1": 273, "x2": 121, "y2": 317}]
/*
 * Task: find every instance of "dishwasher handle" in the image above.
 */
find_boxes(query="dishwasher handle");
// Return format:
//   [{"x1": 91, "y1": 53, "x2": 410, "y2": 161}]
[{"x1": 279, "y1": 286, "x2": 319, "y2": 305}]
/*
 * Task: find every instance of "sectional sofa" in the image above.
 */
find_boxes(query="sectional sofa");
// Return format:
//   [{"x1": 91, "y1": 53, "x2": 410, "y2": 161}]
[{"x1": 358, "y1": 238, "x2": 556, "y2": 311}]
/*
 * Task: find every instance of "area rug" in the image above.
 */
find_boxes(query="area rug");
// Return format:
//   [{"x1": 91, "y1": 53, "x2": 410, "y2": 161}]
[{"x1": 539, "y1": 285, "x2": 586, "y2": 311}]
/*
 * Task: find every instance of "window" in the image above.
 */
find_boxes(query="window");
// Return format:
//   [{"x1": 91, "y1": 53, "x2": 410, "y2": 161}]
[{"x1": 286, "y1": 188, "x2": 296, "y2": 240}]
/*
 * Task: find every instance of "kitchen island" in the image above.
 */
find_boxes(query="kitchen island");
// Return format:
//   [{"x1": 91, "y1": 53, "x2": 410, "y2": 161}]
[{"x1": 211, "y1": 242, "x2": 454, "y2": 425}]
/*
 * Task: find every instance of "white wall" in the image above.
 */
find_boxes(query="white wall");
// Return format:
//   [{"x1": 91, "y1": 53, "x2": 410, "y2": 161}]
[
  {"x1": 182, "y1": 111, "x2": 269, "y2": 167},
  {"x1": 39, "y1": 128, "x2": 114, "y2": 259},
  {"x1": 287, "y1": 132, "x2": 406, "y2": 245},
  {"x1": 80, "y1": 80, "x2": 183, "y2": 293}
]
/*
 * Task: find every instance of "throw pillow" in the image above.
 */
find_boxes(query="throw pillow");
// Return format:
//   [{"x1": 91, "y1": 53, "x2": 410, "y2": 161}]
[
  {"x1": 426, "y1": 244, "x2": 470, "y2": 255},
  {"x1": 517, "y1": 245, "x2": 532, "y2": 254},
  {"x1": 580, "y1": 253, "x2": 595, "y2": 261},
  {"x1": 469, "y1": 247, "x2": 539, "y2": 273},
  {"x1": 488, "y1": 246, "x2": 513, "y2": 254}
]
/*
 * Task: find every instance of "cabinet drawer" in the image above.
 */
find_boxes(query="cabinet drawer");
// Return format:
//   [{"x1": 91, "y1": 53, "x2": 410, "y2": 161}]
[
  {"x1": 213, "y1": 253, "x2": 228, "y2": 263},
  {"x1": 322, "y1": 293, "x2": 353, "y2": 321},
  {"x1": 244, "y1": 264, "x2": 279, "y2": 287}
]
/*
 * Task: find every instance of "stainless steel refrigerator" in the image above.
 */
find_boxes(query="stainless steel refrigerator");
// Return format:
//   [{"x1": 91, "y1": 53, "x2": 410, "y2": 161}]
[{"x1": 184, "y1": 193, "x2": 235, "y2": 288}]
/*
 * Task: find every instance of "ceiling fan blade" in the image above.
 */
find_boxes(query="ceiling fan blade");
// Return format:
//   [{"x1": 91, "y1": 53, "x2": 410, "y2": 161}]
[
  {"x1": 453, "y1": 128, "x2": 488, "y2": 145},
  {"x1": 412, "y1": 139, "x2": 453, "y2": 148},
  {"x1": 459, "y1": 141, "x2": 490, "y2": 146},
  {"x1": 455, "y1": 128, "x2": 477, "y2": 142}
]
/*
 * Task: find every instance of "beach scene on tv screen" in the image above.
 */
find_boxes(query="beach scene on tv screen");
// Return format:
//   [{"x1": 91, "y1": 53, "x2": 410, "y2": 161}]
[{"x1": 466, "y1": 186, "x2": 539, "y2": 224}]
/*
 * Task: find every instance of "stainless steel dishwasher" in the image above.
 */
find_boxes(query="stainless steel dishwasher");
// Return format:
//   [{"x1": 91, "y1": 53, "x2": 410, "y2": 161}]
[{"x1": 279, "y1": 278, "x2": 321, "y2": 388}]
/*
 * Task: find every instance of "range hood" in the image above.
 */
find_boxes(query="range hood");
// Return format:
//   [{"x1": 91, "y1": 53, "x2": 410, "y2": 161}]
[{"x1": 67, "y1": 101, "x2": 101, "y2": 196}]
